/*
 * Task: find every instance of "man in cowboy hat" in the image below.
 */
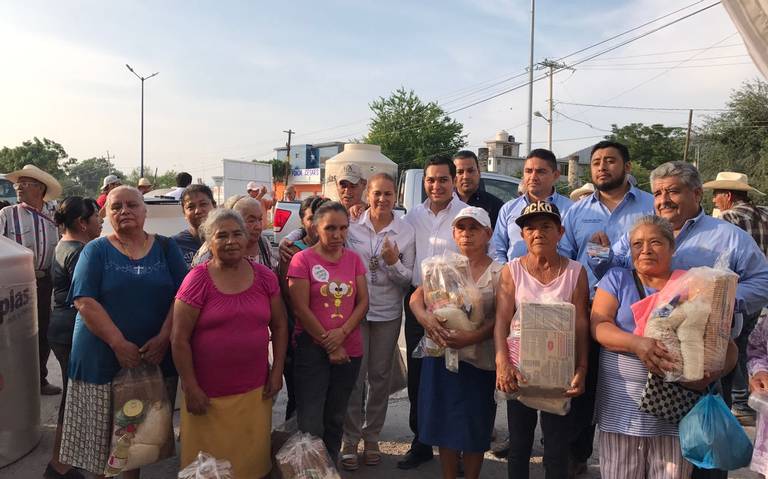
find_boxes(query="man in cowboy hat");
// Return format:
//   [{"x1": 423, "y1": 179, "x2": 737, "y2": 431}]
[
  {"x1": 704, "y1": 171, "x2": 768, "y2": 257},
  {"x1": 97, "y1": 174, "x2": 122, "y2": 209},
  {"x1": 704, "y1": 171, "x2": 768, "y2": 427},
  {"x1": 0, "y1": 164, "x2": 63, "y2": 395},
  {"x1": 137, "y1": 177, "x2": 153, "y2": 195}
]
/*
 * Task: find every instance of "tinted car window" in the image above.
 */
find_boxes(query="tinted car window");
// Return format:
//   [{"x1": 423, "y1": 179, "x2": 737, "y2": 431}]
[
  {"x1": 484, "y1": 178, "x2": 518, "y2": 203},
  {"x1": 0, "y1": 179, "x2": 14, "y2": 197}
]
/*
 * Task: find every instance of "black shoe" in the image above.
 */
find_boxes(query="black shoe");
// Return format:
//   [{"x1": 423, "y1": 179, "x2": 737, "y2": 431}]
[
  {"x1": 43, "y1": 463, "x2": 85, "y2": 479},
  {"x1": 40, "y1": 382, "x2": 62, "y2": 396},
  {"x1": 456, "y1": 454, "x2": 464, "y2": 477},
  {"x1": 397, "y1": 448, "x2": 433, "y2": 469}
]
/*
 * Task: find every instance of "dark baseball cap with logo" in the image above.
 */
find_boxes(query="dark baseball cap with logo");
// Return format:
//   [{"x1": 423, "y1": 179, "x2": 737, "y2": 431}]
[{"x1": 514, "y1": 200, "x2": 562, "y2": 227}]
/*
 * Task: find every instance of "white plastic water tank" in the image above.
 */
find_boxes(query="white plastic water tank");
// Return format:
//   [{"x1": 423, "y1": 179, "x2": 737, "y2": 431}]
[
  {"x1": 0, "y1": 235, "x2": 40, "y2": 467},
  {"x1": 322, "y1": 144, "x2": 398, "y2": 201}
]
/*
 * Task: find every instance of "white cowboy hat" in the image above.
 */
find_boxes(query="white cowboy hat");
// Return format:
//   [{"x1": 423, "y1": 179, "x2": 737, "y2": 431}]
[
  {"x1": 702, "y1": 171, "x2": 764, "y2": 196},
  {"x1": 569, "y1": 182, "x2": 595, "y2": 201},
  {"x1": 4, "y1": 164, "x2": 63, "y2": 201}
]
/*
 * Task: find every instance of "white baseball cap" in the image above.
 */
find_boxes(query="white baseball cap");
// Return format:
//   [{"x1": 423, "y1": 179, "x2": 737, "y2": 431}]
[
  {"x1": 451, "y1": 206, "x2": 492, "y2": 229},
  {"x1": 246, "y1": 181, "x2": 260, "y2": 191},
  {"x1": 101, "y1": 174, "x2": 121, "y2": 191}
]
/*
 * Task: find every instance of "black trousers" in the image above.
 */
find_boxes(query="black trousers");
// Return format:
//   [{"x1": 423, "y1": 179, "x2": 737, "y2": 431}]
[
  {"x1": 37, "y1": 274, "x2": 53, "y2": 384},
  {"x1": 403, "y1": 287, "x2": 431, "y2": 455},
  {"x1": 569, "y1": 337, "x2": 599, "y2": 463},
  {"x1": 507, "y1": 400, "x2": 571, "y2": 479}
]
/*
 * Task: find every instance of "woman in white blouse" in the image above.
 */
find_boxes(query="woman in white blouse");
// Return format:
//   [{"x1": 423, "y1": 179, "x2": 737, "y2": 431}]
[{"x1": 340, "y1": 173, "x2": 416, "y2": 470}]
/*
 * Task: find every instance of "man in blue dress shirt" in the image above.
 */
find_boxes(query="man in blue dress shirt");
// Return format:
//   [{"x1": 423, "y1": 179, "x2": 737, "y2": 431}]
[
  {"x1": 560, "y1": 140, "x2": 655, "y2": 291},
  {"x1": 491, "y1": 148, "x2": 573, "y2": 263}
]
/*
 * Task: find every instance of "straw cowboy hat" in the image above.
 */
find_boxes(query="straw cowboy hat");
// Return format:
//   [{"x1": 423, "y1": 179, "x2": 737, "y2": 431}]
[
  {"x1": 138, "y1": 177, "x2": 152, "y2": 187},
  {"x1": 569, "y1": 182, "x2": 596, "y2": 201},
  {"x1": 4, "y1": 164, "x2": 63, "y2": 201},
  {"x1": 702, "y1": 171, "x2": 765, "y2": 196}
]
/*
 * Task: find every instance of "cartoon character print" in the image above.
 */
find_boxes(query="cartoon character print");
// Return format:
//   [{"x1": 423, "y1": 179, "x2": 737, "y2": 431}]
[{"x1": 320, "y1": 280, "x2": 355, "y2": 319}]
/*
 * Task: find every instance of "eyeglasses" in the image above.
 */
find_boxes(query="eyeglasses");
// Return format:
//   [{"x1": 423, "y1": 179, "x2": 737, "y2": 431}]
[{"x1": 13, "y1": 181, "x2": 43, "y2": 189}]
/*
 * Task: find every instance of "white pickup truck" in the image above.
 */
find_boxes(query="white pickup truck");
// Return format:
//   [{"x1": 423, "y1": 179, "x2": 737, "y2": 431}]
[{"x1": 272, "y1": 169, "x2": 520, "y2": 246}]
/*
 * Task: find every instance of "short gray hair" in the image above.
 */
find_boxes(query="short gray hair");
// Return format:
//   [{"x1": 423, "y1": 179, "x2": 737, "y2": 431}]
[
  {"x1": 223, "y1": 194, "x2": 262, "y2": 213},
  {"x1": 199, "y1": 208, "x2": 247, "y2": 244},
  {"x1": 629, "y1": 215, "x2": 675, "y2": 248},
  {"x1": 650, "y1": 161, "x2": 702, "y2": 191}
]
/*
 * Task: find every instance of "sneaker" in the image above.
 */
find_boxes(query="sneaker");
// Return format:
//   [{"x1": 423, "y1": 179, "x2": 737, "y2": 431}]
[{"x1": 43, "y1": 463, "x2": 85, "y2": 479}]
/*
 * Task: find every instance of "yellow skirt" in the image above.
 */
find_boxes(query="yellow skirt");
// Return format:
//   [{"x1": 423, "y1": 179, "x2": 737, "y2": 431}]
[{"x1": 180, "y1": 386, "x2": 272, "y2": 478}]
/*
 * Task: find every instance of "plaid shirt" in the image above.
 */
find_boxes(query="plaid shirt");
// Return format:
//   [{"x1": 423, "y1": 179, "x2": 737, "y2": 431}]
[{"x1": 721, "y1": 200, "x2": 768, "y2": 258}]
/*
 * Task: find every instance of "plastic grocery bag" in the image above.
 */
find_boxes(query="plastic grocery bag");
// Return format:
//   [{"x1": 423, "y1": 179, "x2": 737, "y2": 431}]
[
  {"x1": 104, "y1": 363, "x2": 174, "y2": 476},
  {"x1": 749, "y1": 391, "x2": 768, "y2": 475},
  {"x1": 679, "y1": 392, "x2": 753, "y2": 470},
  {"x1": 275, "y1": 432, "x2": 341, "y2": 479},
  {"x1": 496, "y1": 299, "x2": 575, "y2": 416},
  {"x1": 178, "y1": 452, "x2": 234, "y2": 479},
  {"x1": 414, "y1": 252, "x2": 484, "y2": 372},
  {"x1": 639, "y1": 265, "x2": 737, "y2": 382}
]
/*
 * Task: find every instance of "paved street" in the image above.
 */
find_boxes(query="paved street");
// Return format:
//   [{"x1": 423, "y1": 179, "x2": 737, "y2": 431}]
[{"x1": 0, "y1": 349, "x2": 761, "y2": 478}]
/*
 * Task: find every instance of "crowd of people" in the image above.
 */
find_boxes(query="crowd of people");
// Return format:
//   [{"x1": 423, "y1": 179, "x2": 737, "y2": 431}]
[{"x1": 3, "y1": 139, "x2": 768, "y2": 479}]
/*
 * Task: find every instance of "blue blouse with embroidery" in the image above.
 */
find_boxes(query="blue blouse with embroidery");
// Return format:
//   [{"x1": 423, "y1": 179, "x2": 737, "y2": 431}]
[{"x1": 67, "y1": 236, "x2": 187, "y2": 384}]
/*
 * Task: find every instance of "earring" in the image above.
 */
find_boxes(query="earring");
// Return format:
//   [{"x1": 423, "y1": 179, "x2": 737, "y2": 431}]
[{"x1": 81, "y1": 225, "x2": 87, "y2": 232}]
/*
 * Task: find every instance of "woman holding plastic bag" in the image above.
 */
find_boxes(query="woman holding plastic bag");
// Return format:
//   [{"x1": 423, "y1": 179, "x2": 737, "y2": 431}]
[
  {"x1": 172, "y1": 208, "x2": 288, "y2": 479},
  {"x1": 494, "y1": 200, "x2": 590, "y2": 479},
  {"x1": 591, "y1": 215, "x2": 737, "y2": 479},
  {"x1": 287, "y1": 201, "x2": 369, "y2": 464},
  {"x1": 408, "y1": 206, "x2": 502, "y2": 479},
  {"x1": 60, "y1": 186, "x2": 188, "y2": 478}
]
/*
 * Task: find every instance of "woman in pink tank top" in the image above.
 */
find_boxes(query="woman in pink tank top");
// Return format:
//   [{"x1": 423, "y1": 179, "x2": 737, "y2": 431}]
[{"x1": 493, "y1": 200, "x2": 590, "y2": 479}]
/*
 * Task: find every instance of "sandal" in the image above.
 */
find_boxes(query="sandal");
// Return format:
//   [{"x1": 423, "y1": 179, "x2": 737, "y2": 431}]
[
  {"x1": 363, "y1": 442, "x2": 382, "y2": 466},
  {"x1": 341, "y1": 443, "x2": 360, "y2": 471}
]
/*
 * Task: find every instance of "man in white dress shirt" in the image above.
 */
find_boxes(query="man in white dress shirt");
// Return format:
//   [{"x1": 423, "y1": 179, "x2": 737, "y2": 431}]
[{"x1": 398, "y1": 155, "x2": 469, "y2": 469}]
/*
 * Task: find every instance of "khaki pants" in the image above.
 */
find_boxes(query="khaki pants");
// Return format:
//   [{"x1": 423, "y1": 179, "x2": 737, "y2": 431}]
[{"x1": 342, "y1": 318, "x2": 402, "y2": 445}]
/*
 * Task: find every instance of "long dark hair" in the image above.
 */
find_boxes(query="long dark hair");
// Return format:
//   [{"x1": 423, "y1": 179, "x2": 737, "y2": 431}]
[{"x1": 54, "y1": 196, "x2": 99, "y2": 230}]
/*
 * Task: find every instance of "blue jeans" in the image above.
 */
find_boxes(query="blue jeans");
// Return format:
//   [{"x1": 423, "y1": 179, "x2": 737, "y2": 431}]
[{"x1": 293, "y1": 332, "x2": 361, "y2": 462}]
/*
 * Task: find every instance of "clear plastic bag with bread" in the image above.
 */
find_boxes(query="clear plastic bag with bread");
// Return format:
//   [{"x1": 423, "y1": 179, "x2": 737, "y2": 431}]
[
  {"x1": 178, "y1": 451, "x2": 234, "y2": 479},
  {"x1": 497, "y1": 296, "x2": 576, "y2": 416},
  {"x1": 275, "y1": 432, "x2": 341, "y2": 479},
  {"x1": 104, "y1": 362, "x2": 175, "y2": 477},
  {"x1": 412, "y1": 252, "x2": 484, "y2": 372},
  {"x1": 640, "y1": 259, "x2": 738, "y2": 383}
]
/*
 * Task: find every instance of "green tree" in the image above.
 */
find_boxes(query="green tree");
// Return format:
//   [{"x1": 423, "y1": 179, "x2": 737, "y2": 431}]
[
  {"x1": 364, "y1": 87, "x2": 467, "y2": 170},
  {"x1": 696, "y1": 79, "x2": 768, "y2": 203},
  {"x1": 258, "y1": 159, "x2": 290, "y2": 184},
  {"x1": 0, "y1": 137, "x2": 74, "y2": 178},
  {"x1": 63, "y1": 157, "x2": 124, "y2": 197},
  {"x1": 605, "y1": 123, "x2": 686, "y2": 171}
]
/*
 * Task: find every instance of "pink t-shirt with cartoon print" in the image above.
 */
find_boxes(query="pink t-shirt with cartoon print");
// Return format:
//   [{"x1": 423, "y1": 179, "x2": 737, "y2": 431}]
[{"x1": 287, "y1": 247, "x2": 366, "y2": 358}]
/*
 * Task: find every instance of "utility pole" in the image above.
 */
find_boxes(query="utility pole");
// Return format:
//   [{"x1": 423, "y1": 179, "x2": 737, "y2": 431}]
[
  {"x1": 283, "y1": 129, "x2": 295, "y2": 184},
  {"x1": 105, "y1": 150, "x2": 115, "y2": 162},
  {"x1": 126, "y1": 64, "x2": 159, "y2": 178},
  {"x1": 683, "y1": 109, "x2": 693, "y2": 163},
  {"x1": 525, "y1": 0, "x2": 536, "y2": 155},
  {"x1": 533, "y1": 59, "x2": 571, "y2": 151}
]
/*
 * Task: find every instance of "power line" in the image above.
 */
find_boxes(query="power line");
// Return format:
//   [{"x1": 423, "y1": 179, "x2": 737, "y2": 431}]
[
  {"x1": 556, "y1": 101, "x2": 728, "y2": 112},
  {"x1": 579, "y1": 62, "x2": 753, "y2": 71}
]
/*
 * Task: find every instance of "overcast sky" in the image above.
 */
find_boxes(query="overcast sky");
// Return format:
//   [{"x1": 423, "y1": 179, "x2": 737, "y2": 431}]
[{"x1": 0, "y1": 0, "x2": 759, "y2": 182}]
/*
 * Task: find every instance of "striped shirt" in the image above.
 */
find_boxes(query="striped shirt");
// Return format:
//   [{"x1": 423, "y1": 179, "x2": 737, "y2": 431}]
[
  {"x1": 721, "y1": 199, "x2": 768, "y2": 258},
  {"x1": 0, "y1": 202, "x2": 59, "y2": 272}
]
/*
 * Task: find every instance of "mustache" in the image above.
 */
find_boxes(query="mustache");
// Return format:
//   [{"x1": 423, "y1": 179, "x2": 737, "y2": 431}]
[{"x1": 658, "y1": 202, "x2": 678, "y2": 210}]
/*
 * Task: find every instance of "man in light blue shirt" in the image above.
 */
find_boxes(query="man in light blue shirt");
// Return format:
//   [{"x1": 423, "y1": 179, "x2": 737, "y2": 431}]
[
  {"x1": 559, "y1": 140, "x2": 654, "y2": 290},
  {"x1": 491, "y1": 148, "x2": 572, "y2": 263}
]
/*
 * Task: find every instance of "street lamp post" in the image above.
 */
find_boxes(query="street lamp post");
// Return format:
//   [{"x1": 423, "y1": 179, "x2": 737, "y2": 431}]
[{"x1": 125, "y1": 64, "x2": 159, "y2": 178}]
